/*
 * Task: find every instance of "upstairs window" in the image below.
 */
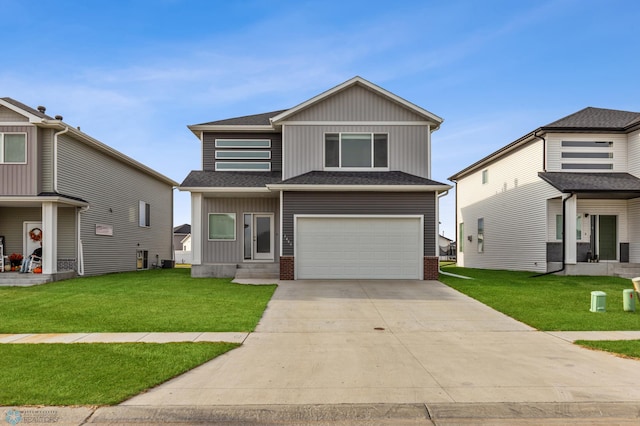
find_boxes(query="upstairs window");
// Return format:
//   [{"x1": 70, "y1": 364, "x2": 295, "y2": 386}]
[
  {"x1": 482, "y1": 169, "x2": 488, "y2": 184},
  {"x1": 561, "y1": 140, "x2": 613, "y2": 170},
  {"x1": 477, "y1": 218, "x2": 484, "y2": 253},
  {"x1": 324, "y1": 133, "x2": 388, "y2": 170},
  {"x1": 0, "y1": 133, "x2": 26, "y2": 163},
  {"x1": 214, "y1": 139, "x2": 271, "y2": 171}
]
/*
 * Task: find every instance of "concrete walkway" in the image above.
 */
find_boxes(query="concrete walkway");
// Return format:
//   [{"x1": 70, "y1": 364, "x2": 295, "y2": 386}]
[{"x1": 119, "y1": 279, "x2": 640, "y2": 406}]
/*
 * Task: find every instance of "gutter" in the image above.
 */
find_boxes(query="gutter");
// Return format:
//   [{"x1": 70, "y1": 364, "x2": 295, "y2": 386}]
[{"x1": 533, "y1": 131, "x2": 547, "y2": 172}]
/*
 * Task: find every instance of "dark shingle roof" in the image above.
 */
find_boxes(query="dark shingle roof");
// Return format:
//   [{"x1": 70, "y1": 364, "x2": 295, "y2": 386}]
[
  {"x1": 195, "y1": 110, "x2": 288, "y2": 126},
  {"x1": 173, "y1": 224, "x2": 191, "y2": 234},
  {"x1": 279, "y1": 171, "x2": 449, "y2": 186},
  {"x1": 38, "y1": 192, "x2": 88, "y2": 203},
  {"x1": 1, "y1": 97, "x2": 54, "y2": 120},
  {"x1": 543, "y1": 107, "x2": 640, "y2": 130},
  {"x1": 539, "y1": 172, "x2": 640, "y2": 198},
  {"x1": 180, "y1": 171, "x2": 283, "y2": 187}
]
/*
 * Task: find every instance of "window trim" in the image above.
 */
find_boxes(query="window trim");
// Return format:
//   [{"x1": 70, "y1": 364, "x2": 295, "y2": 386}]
[
  {"x1": 0, "y1": 132, "x2": 27, "y2": 164},
  {"x1": 323, "y1": 132, "x2": 389, "y2": 171},
  {"x1": 208, "y1": 213, "x2": 237, "y2": 241},
  {"x1": 481, "y1": 169, "x2": 488, "y2": 184},
  {"x1": 477, "y1": 218, "x2": 484, "y2": 253},
  {"x1": 138, "y1": 201, "x2": 150, "y2": 227},
  {"x1": 459, "y1": 222, "x2": 464, "y2": 253},
  {"x1": 214, "y1": 162, "x2": 271, "y2": 171},
  {"x1": 214, "y1": 139, "x2": 271, "y2": 148}
]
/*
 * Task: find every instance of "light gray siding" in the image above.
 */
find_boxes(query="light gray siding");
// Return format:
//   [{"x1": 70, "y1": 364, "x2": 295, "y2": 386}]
[
  {"x1": 202, "y1": 132, "x2": 282, "y2": 172},
  {"x1": 201, "y1": 197, "x2": 279, "y2": 263},
  {"x1": 286, "y1": 84, "x2": 425, "y2": 122},
  {"x1": 282, "y1": 124, "x2": 430, "y2": 179},
  {"x1": 282, "y1": 191, "x2": 436, "y2": 256},
  {"x1": 57, "y1": 207, "x2": 76, "y2": 258},
  {"x1": 0, "y1": 125, "x2": 38, "y2": 195},
  {"x1": 56, "y1": 133, "x2": 174, "y2": 276}
]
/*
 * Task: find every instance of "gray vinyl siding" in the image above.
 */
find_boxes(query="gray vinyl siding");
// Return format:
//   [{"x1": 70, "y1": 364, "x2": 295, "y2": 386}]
[
  {"x1": 282, "y1": 191, "x2": 436, "y2": 256},
  {"x1": 39, "y1": 128, "x2": 54, "y2": 192},
  {"x1": 0, "y1": 106, "x2": 29, "y2": 122},
  {"x1": 57, "y1": 207, "x2": 76, "y2": 258},
  {"x1": 0, "y1": 207, "x2": 41, "y2": 254},
  {"x1": 0, "y1": 125, "x2": 38, "y2": 195},
  {"x1": 202, "y1": 132, "x2": 282, "y2": 172},
  {"x1": 286, "y1": 85, "x2": 426, "y2": 122},
  {"x1": 282, "y1": 125, "x2": 430, "y2": 179},
  {"x1": 56, "y1": 133, "x2": 173, "y2": 276},
  {"x1": 201, "y1": 197, "x2": 279, "y2": 263}
]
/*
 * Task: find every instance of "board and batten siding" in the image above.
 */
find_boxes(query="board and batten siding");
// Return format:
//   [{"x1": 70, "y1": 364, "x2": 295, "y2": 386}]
[
  {"x1": 202, "y1": 132, "x2": 282, "y2": 172},
  {"x1": 56, "y1": 133, "x2": 173, "y2": 276},
  {"x1": 0, "y1": 125, "x2": 38, "y2": 196},
  {"x1": 201, "y1": 197, "x2": 279, "y2": 263},
  {"x1": 456, "y1": 139, "x2": 558, "y2": 272},
  {"x1": 282, "y1": 125, "x2": 430, "y2": 180},
  {"x1": 546, "y1": 133, "x2": 628, "y2": 172},
  {"x1": 284, "y1": 84, "x2": 426, "y2": 122},
  {"x1": 281, "y1": 191, "x2": 436, "y2": 257}
]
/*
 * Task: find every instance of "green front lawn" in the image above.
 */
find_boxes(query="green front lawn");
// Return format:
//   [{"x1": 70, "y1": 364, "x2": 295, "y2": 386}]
[
  {"x1": 0, "y1": 342, "x2": 237, "y2": 405},
  {"x1": 439, "y1": 265, "x2": 640, "y2": 331},
  {"x1": 576, "y1": 340, "x2": 640, "y2": 360},
  {"x1": 0, "y1": 268, "x2": 276, "y2": 333}
]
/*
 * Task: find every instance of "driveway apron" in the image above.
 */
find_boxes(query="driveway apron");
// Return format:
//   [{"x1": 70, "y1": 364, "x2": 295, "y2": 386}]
[{"x1": 123, "y1": 280, "x2": 640, "y2": 406}]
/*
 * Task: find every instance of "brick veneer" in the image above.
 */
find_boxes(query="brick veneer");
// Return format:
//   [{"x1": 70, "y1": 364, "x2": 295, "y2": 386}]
[
  {"x1": 424, "y1": 256, "x2": 439, "y2": 280},
  {"x1": 280, "y1": 256, "x2": 295, "y2": 280}
]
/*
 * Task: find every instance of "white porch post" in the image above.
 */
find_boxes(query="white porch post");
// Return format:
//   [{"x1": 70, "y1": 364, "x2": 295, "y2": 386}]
[
  {"x1": 564, "y1": 195, "x2": 577, "y2": 264},
  {"x1": 191, "y1": 193, "x2": 203, "y2": 265},
  {"x1": 42, "y1": 202, "x2": 58, "y2": 274}
]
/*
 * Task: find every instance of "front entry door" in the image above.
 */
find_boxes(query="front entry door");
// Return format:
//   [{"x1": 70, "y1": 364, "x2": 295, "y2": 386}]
[
  {"x1": 244, "y1": 213, "x2": 274, "y2": 261},
  {"x1": 598, "y1": 215, "x2": 617, "y2": 261}
]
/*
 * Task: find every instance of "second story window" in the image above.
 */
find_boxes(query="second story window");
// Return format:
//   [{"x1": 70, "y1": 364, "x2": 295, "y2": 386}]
[
  {"x1": 482, "y1": 169, "x2": 488, "y2": 184},
  {"x1": 139, "y1": 201, "x2": 150, "y2": 227},
  {"x1": 324, "y1": 133, "x2": 388, "y2": 170},
  {"x1": 0, "y1": 133, "x2": 26, "y2": 164}
]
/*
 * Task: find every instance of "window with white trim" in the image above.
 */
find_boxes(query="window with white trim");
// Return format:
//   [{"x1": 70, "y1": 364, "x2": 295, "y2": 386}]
[
  {"x1": 214, "y1": 139, "x2": 272, "y2": 171},
  {"x1": 208, "y1": 213, "x2": 236, "y2": 240},
  {"x1": 561, "y1": 140, "x2": 613, "y2": 170},
  {"x1": 324, "y1": 133, "x2": 388, "y2": 169},
  {"x1": 139, "y1": 201, "x2": 150, "y2": 227},
  {"x1": 477, "y1": 218, "x2": 484, "y2": 253},
  {"x1": 459, "y1": 222, "x2": 464, "y2": 252},
  {"x1": 555, "y1": 214, "x2": 582, "y2": 240},
  {"x1": 481, "y1": 169, "x2": 488, "y2": 184},
  {"x1": 0, "y1": 133, "x2": 26, "y2": 163}
]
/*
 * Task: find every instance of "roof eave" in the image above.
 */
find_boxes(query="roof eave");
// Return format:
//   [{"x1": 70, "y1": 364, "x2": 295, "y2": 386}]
[
  {"x1": 266, "y1": 184, "x2": 452, "y2": 192},
  {"x1": 187, "y1": 124, "x2": 278, "y2": 139},
  {"x1": 178, "y1": 186, "x2": 272, "y2": 193}
]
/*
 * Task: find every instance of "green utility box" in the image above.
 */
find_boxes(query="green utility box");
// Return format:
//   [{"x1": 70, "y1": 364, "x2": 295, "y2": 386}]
[
  {"x1": 590, "y1": 291, "x2": 606, "y2": 313},
  {"x1": 623, "y1": 289, "x2": 636, "y2": 312}
]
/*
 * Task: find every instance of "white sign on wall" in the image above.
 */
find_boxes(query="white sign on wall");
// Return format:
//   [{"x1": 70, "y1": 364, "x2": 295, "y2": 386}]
[{"x1": 95, "y1": 224, "x2": 113, "y2": 236}]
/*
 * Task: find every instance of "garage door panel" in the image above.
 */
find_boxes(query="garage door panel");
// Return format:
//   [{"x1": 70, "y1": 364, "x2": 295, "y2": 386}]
[{"x1": 296, "y1": 217, "x2": 422, "y2": 279}]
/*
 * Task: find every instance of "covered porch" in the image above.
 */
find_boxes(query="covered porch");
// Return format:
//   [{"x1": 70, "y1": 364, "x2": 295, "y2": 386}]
[
  {"x1": 0, "y1": 194, "x2": 88, "y2": 284},
  {"x1": 541, "y1": 172, "x2": 640, "y2": 277}
]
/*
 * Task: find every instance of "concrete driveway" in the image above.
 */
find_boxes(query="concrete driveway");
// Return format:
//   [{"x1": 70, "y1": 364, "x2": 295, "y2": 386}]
[{"x1": 124, "y1": 279, "x2": 640, "y2": 406}]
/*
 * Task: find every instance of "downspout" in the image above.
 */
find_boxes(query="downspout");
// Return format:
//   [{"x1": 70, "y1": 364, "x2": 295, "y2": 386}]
[
  {"x1": 533, "y1": 192, "x2": 573, "y2": 277},
  {"x1": 533, "y1": 130, "x2": 547, "y2": 172},
  {"x1": 436, "y1": 189, "x2": 472, "y2": 280},
  {"x1": 77, "y1": 205, "x2": 89, "y2": 276},
  {"x1": 53, "y1": 126, "x2": 70, "y2": 193}
]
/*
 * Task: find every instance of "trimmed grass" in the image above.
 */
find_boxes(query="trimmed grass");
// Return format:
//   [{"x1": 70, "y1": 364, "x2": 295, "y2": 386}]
[
  {"x1": 0, "y1": 342, "x2": 238, "y2": 406},
  {"x1": 576, "y1": 340, "x2": 640, "y2": 360},
  {"x1": 0, "y1": 268, "x2": 276, "y2": 333},
  {"x1": 439, "y1": 265, "x2": 640, "y2": 331}
]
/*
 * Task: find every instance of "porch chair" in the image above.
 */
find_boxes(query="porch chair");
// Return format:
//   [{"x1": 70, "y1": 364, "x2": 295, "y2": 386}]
[{"x1": 27, "y1": 254, "x2": 42, "y2": 273}]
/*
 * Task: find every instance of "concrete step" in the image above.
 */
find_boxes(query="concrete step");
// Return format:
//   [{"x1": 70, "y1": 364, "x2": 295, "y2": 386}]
[
  {"x1": 0, "y1": 272, "x2": 53, "y2": 287},
  {"x1": 235, "y1": 263, "x2": 279, "y2": 279}
]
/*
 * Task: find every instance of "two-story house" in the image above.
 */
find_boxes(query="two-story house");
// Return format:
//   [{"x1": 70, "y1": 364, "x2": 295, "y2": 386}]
[
  {"x1": 0, "y1": 97, "x2": 178, "y2": 282},
  {"x1": 180, "y1": 76, "x2": 451, "y2": 280},
  {"x1": 449, "y1": 107, "x2": 640, "y2": 276}
]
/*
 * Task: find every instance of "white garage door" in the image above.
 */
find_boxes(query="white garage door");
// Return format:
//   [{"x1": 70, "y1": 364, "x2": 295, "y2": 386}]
[{"x1": 296, "y1": 216, "x2": 423, "y2": 279}]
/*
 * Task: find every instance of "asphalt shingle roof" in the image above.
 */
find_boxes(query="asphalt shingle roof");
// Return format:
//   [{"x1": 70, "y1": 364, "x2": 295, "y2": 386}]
[
  {"x1": 543, "y1": 107, "x2": 640, "y2": 130},
  {"x1": 539, "y1": 172, "x2": 640, "y2": 197},
  {"x1": 181, "y1": 171, "x2": 283, "y2": 187},
  {"x1": 195, "y1": 110, "x2": 288, "y2": 126},
  {"x1": 1, "y1": 97, "x2": 54, "y2": 120},
  {"x1": 279, "y1": 171, "x2": 449, "y2": 186},
  {"x1": 173, "y1": 224, "x2": 191, "y2": 234}
]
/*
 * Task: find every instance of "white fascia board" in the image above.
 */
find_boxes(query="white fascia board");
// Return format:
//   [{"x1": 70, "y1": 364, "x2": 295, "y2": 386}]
[
  {"x1": 0, "y1": 99, "x2": 43, "y2": 123},
  {"x1": 0, "y1": 195, "x2": 88, "y2": 207},
  {"x1": 271, "y1": 76, "x2": 444, "y2": 128},
  {"x1": 266, "y1": 184, "x2": 452, "y2": 192},
  {"x1": 281, "y1": 121, "x2": 433, "y2": 126},
  {"x1": 188, "y1": 124, "x2": 276, "y2": 138}
]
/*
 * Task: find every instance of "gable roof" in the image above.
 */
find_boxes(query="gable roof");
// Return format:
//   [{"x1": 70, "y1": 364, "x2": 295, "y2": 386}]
[
  {"x1": 449, "y1": 106, "x2": 640, "y2": 181},
  {"x1": 195, "y1": 110, "x2": 287, "y2": 126},
  {"x1": 271, "y1": 76, "x2": 443, "y2": 129},
  {"x1": 173, "y1": 224, "x2": 191, "y2": 234},
  {"x1": 1, "y1": 97, "x2": 54, "y2": 121}
]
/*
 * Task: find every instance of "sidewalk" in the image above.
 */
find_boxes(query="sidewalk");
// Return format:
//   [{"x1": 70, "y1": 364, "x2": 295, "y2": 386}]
[{"x1": 0, "y1": 332, "x2": 248, "y2": 344}]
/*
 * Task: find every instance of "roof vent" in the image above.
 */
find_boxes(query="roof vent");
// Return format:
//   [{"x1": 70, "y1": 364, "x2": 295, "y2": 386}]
[
  {"x1": 54, "y1": 115, "x2": 63, "y2": 120},
  {"x1": 37, "y1": 106, "x2": 46, "y2": 113}
]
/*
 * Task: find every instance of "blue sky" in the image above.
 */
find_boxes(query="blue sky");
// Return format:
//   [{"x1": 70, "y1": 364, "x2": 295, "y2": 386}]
[{"x1": 2, "y1": 0, "x2": 639, "y2": 239}]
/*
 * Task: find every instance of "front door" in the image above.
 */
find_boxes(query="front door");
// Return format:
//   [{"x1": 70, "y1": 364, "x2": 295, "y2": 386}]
[
  {"x1": 598, "y1": 215, "x2": 617, "y2": 261},
  {"x1": 243, "y1": 213, "x2": 274, "y2": 261}
]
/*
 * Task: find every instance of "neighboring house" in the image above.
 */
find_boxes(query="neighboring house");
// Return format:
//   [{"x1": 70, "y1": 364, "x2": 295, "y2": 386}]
[
  {"x1": 173, "y1": 224, "x2": 192, "y2": 264},
  {"x1": 173, "y1": 224, "x2": 191, "y2": 250},
  {"x1": 438, "y1": 234, "x2": 455, "y2": 260},
  {"x1": 449, "y1": 107, "x2": 640, "y2": 276},
  {"x1": 0, "y1": 97, "x2": 178, "y2": 281},
  {"x1": 181, "y1": 233, "x2": 191, "y2": 251},
  {"x1": 180, "y1": 76, "x2": 451, "y2": 280}
]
